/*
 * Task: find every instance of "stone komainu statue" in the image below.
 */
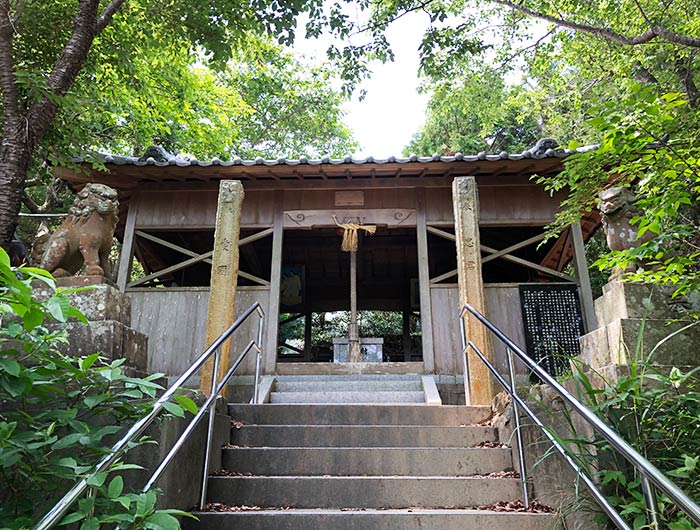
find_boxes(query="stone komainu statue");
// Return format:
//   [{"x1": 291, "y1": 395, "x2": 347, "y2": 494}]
[
  {"x1": 598, "y1": 186, "x2": 651, "y2": 275},
  {"x1": 41, "y1": 183, "x2": 119, "y2": 278}
]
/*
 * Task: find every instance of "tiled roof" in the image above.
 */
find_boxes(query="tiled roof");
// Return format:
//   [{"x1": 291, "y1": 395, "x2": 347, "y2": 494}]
[{"x1": 77, "y1": 139, "x2": 597, "y2": 169}]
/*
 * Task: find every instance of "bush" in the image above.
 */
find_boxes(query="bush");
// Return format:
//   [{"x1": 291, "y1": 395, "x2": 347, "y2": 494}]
[
  {"x1": 0, "y1": 247, "x2": 189, "y2": 529},
  {"x1": 567, "y1": 358, "x2": 700, "y2": 530}
]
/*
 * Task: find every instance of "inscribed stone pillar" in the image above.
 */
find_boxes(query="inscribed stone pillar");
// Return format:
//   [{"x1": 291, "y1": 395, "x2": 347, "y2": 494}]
[
  {"x1": 452, "y1": 177, "x2": 494, "y2": 405},
  {"x1": 199, "y1": 180, "x2": 244, "y2": 396}
]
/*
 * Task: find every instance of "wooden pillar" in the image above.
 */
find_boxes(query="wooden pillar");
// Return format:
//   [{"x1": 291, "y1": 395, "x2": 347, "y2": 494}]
[
  {"x1": 453, "y1": 177, "x2": 494, "y2": 405},
  {"x1": 199, "y1": 181, "x2": 244, "y2": 396},
  {"x1": 264, "y1": 191, "x2": 284, "y2": 374},
  {"x1": 116, "y1": 196, "x2": 138, "y2": 292},
  {"x1": 570, "y1": 222, "x2": 597, "y2": 332},
  {"x1": 402, "y1": 309, "x2": 411, "y2": 362},
  {"x1": 303, "y1": 311, "x2": 313, "y2": 361},
  {"x1": 348, "y1": 249, "x2": 361, "y2": 362},
  {"x1": 416, "y1": 189, "x2": 435, "y2": 372}
]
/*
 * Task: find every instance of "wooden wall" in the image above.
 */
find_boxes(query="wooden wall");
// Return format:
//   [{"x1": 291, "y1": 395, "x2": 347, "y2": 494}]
[
  {"x1": 130, "y1": 287, "x2": 270, "y2": 376},
  {"x1": 132, "y1": 183, "x2": 561, "y2": 229},
  {"x1": 130, "y1": 283, "x2": 530, "y2": 377},
  {"x1": 430, "y1": 284, "x2": 528, "y2": 375}
]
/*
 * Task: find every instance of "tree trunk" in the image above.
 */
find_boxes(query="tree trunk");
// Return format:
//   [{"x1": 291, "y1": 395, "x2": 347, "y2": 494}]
[{"x1": 0, "y1": 128, "x2": 33, "y2": 249}]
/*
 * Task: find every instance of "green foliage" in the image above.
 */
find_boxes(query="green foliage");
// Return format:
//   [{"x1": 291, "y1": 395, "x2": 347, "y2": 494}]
[
  {"x1": 0, "y1": 247, "x2": 191, "y2": 529},
  {"x1": 538, "y1": 83, "x2": 700, "y2": 297},
  {"x1": 13, "y1": 1, "x2": 356, "y2": 232},
  {"x1": 562, "y1": 355, "x2": 700, "y2": 529},
  {"x1": 405, "y1": 68, "x2": 541, "y2": 155}
]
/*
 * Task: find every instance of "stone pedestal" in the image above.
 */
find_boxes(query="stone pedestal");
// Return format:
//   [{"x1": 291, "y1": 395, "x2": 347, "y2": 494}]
[
  {"x1": 578, "y1": 280, "x2": 700, "y2": 382},
  {"x1": 333, "y1": 338, "x2": 383, "y2": 363},
  {"x1": 34, "y1": 277, "x2": 149, "y2": 375}
]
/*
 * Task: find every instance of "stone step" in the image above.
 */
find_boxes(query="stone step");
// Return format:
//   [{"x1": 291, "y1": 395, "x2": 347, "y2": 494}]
[
  {"x1": 221, "y1": 447, "x2": 512, "y2": 476},
  {"x1": 269, "y1": 390, "x2": 426, "y2": 404},
  {"x1": 205, "y1": 476, "x2": 526, "y2": 509},
  {"x1": 274, "y1": 374, "x2": 424, "y2": 381},
  {"x1": 184, "y1": 509, "x2": 553, "y2": 530},
  {"x1": 231, "y1": 424, "x2": 498, "y2": 447},
  {"x1": 274, "y1": 380, "x2": 423, "y2": 392},
  {"x1": 229, "y1": 404, "x2": 492, "y2": 425}
]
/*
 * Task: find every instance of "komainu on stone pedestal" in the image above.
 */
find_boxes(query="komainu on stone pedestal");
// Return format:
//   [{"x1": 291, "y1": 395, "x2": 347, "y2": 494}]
[
  {"x1": 598, "y1": 186, "x2": 651, "y2": 277},
  {"x1": 41, "y1": 183, "x2": 119, "y2": 278}
]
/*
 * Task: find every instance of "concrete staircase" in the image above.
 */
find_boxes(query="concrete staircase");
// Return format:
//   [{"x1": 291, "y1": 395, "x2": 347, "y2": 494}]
[
  {"x1": 264, "y1": 374, "x2": 441, "y2": 404},
  {"x1": 184, "y1": 399, "x2": 554, "y2": 529}
]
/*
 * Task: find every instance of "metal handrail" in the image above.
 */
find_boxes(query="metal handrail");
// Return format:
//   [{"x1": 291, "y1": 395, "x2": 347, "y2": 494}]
[
  {"x1": 33, "y1": 302, "x2": 265, "y2": 530},
  {"x1": 460, "y1": 303, "x2": 700, "y2": 529}
]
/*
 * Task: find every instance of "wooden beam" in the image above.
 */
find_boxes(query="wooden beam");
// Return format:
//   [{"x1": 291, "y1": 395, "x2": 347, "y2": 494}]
[
  {"x1": 571, "y1": 221, "x2": 597, "y2": 332},
  {"x1": 200, "y1": 181, "x2": 245, "y2": 396},
  {"x1": 135, "y1": 230, "x2": 214, "y2": 264},
  {"x1": 238, "y1": 270, "x2": 271, "y2": 286},
  {"x1": 117, "y1": 196, "x2": 138, "y2": 291},
  {"x1": 239, "y1": 227, "x2": 273, "y2": 247},
  {"x1": 416, "y1": 188, "x2": 435, "y2": 373},
  {"x1": 127, "y1": 251, "x2": 214, "y2": 287},
  {"x1": 453, "y1": 177, "x2": 494, "y2": 405},
  {"x1": 480, "y1": 244, "x2": 575, "y2": 282},
  {"x1": 481, "y1": 232, "x2": 547, "y2": 264},
  {"x1": 426, "y1": 225, "x2": 456, "y2": 242},
  {"x1": 264, "y1": 191, "x2": 284, "y2": 374},
  {"x1": 429, "y1": 269, "x2": 458, "y2": 285}
]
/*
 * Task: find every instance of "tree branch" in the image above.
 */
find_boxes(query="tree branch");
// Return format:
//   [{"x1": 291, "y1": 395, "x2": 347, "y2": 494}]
[
  {"x1": 26, "y1": 0, "x2": 100, "y2": 145},
  {"x1": 674, "y1": 55, "x2": 700, "y2": 107},
  {"x1": 492, "y1": 0, "x2": 669, "y2": 47},
  {"x1": 21, "y1": 188, "x2": 41, "y2": 214},
  {"x1": 96, "y1": 0, "x2": 127, "y2": 32}
]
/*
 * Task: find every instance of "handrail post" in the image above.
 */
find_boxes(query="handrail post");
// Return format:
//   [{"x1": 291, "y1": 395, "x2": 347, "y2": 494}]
[
  {"x1": 253, "y1": 350, "x2": 261, "y2": 404},
  {"x1": 199, "y1": 347, "x2": 221, "y2": 510},
  {"x1": 641, "y1": 475, "x2": 660, "y2": 529},
  {"x1": 459, "y1": 314, "x2": 471, "y2": 406},
  {"x1": 253, "y1": 308, "x2": 264, "y2": 404},
  {"x1": 506, "y1": 347, "x2": 529, "y2": 509}
]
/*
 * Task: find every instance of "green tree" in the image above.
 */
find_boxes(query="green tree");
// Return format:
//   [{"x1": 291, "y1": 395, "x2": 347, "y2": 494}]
[
  {"x1": 0, "y1": 0, "x2": 325, "y2": 249},
  {"x1": 405, "y1": 69, "x2": 541, "y2": 156}
]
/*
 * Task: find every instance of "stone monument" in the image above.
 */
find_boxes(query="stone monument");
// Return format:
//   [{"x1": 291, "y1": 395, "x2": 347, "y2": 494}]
[
  {"x1": 36, "y1": 183, "x2": 148, "y2": 375},
  {"x1": 578, "y1": 187, "x2": 699, "y2": 383}
]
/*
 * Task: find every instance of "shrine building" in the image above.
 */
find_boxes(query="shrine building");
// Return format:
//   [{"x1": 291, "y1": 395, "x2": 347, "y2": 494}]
[{"x1": 56, "y1": 142, "x2": 599, "y2": 404}]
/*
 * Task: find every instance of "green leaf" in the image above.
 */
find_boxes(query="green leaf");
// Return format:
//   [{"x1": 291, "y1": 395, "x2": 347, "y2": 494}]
[
  {"x1": 668, "y1": 520, "x2": 696, "y2": 530},
  {"x1": 162, "y1": 401, "x2": 185, "y2": 418},
  {"x1": 174, "y1": 394, "x2": 199, "y2": 415},
  {"x1": 110, "y1": 462, "x2": 144, "y2": 472},
  {"x1": 0, "y1": 248, "x2": 10, "y2": 268},
  {"x1": 107, "y1": 476, "x2": 124, "y2": 499},
  {"x1": 46, "y1": 296, "x2": 70, "y2": 322},
  {"x1": 59, "y1": 511, "x2": 86, "y2": 525},
  {"x1": 81, "y1": 353, "x2": 100, "y2": 371},
  {"x1": 79, "y1": 518, "x2": 99, "y2": 530},
  {"x1": 0, "y1": 358, "x2": 21, "y2": 377},
  {"x1": 134, "y1": 490, "x2": 159, "y2": 517},
  {"x1": 0, "y1": 375, "x2": 29, "y2": 398},
  {"x1": 84, "y1": 393, "x2": 108, "y2": 409},
  {"x1": 52, "y1": 433, "x2": 84, "y2": 451},
  {"x1": 67, "y1": 306, "x2": 89, "y2": 323},
  {"x1": 143, "y1": 512, "x2": 181, "y2": 530},
  {"x1": 115, "y1": 495, "x2": 132, "y2": 509},
  {"x1": 85, "y1": 471, "x2": 108, "y2": 487},
  {"x1": 22, "y1": 307, "x2": 45, "y2": 331}
]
